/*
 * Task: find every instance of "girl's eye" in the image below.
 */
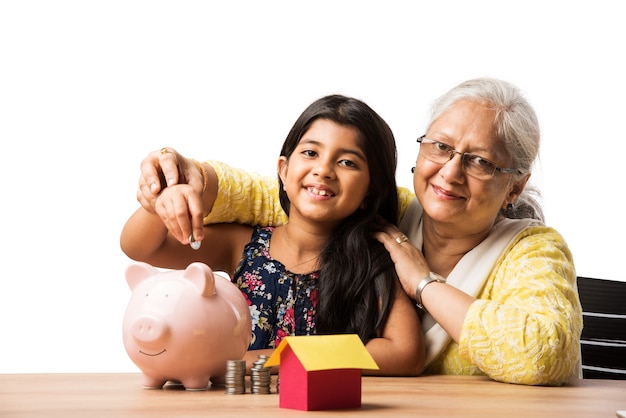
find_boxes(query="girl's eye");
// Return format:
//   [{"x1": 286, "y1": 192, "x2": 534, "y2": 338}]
[
  {"x1": 338, "y1": 159, "x2": 358, "y2": 168},
  {"x1": 301, "y1": 149, "x2": 317, "y2": 157}
]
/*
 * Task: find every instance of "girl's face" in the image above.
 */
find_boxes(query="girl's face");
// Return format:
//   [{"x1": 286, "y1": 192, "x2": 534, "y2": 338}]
[
  {"x1": 278, "y1": 118, "x2": 370, "y2": 229},
  {"x1": 413, "y1": 100, "x2": 527, "y2": 235}
]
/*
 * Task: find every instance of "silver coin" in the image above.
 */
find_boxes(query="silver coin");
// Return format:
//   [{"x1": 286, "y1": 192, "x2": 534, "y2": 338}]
[{"x1": 189, "y1": 234, "x2": 201, "y2": 250}]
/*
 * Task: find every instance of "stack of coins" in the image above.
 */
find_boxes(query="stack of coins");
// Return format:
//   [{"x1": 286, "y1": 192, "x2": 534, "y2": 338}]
[
  {"x1": 250, "y1": 355, "x2": 271, "y2": 394},
  {"x1": 224, "y1": 359, "x2": 246, "y2": 395}
]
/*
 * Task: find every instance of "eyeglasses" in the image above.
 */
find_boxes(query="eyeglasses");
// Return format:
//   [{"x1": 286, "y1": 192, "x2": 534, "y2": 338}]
[{"x1": 416, "y1": 135, "x2": 524, "y2": 180}]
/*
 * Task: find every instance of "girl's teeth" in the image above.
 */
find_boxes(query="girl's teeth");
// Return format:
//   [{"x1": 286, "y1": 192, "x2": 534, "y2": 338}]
[{"x1": 310, "y1": 187, "x2": 332, "y2": 196}]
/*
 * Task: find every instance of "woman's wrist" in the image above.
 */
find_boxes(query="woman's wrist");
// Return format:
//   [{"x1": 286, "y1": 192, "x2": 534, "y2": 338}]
[
  {"x1": 414, "y1": 272, "x2": 446, "y2": 311},
  {"x1": 199, "y1": 161, "x2": 219, "y2": 222},
  {"x1": 191, "y1": 159, "x2": 208, "y2": 196}
]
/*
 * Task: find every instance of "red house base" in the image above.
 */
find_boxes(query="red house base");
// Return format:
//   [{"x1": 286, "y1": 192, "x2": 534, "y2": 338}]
[{"x1": 278, "y1": 346, "x2": 362, "y2": 411}]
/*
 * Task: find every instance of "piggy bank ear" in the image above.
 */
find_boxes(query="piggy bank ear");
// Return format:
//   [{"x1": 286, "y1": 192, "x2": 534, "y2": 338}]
[
  {"x1": 125, "y1": 262, "x2": 159, "y2": 291},
  {"x1": 183, "y1": 262, "x2": 216, "y2": 297}
]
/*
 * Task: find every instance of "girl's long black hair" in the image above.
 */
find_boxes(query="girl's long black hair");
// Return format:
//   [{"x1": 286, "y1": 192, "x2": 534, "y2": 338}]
[{"x1": 278, "y1": 94, "x2": 400, "y2": 343}]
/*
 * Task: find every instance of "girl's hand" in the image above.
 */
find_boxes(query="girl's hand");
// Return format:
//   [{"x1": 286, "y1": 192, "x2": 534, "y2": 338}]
[{"x1": 154, "y1": 184, "x2": 205, "y2": 245}]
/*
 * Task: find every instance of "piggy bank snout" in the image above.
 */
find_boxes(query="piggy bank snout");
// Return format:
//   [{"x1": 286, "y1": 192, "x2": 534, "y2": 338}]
[{"x1": 130, "y1": 315, "x2": 169, "y2": 345}]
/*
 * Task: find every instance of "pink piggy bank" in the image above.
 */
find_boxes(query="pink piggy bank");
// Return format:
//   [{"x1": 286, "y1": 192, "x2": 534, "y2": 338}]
[{"x1": 122, "y1": 262, "x2": 251, "y2": 390}]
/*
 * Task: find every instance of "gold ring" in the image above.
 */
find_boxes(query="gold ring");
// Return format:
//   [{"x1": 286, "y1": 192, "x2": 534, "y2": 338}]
[
  {"x1": 160, "y1": 147, "x2": 170, "y2": 155},
  {"x1": 395, "y1": 235, "x2": 409, "y2": 244}
]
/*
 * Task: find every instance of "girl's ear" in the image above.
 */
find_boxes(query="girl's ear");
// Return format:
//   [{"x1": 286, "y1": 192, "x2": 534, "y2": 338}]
[{"x1": 277, "y1": 156, "x2": 288, "y2": 186}]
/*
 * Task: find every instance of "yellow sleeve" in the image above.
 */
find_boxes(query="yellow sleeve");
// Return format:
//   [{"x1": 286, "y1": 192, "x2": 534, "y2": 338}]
[
  {"x1": 458, "y1": 226, "x2": 582, "y2": 385},
  {"x1": 203, "y1": 160, "x2": 288, "y2": 226},
  {"x1": 397, "y1": 186, "x2": 414, "y2": 222},
  {"x1": 204, "y1": 161, "x2": 416, "y2": 226}
]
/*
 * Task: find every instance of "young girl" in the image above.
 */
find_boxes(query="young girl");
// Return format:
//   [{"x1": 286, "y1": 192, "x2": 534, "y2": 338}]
[{"x1": 120, "y1": 95, "x2": 424, "y2": 376}]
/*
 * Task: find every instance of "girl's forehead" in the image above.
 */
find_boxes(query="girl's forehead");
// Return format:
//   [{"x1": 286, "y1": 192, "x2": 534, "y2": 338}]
[{"x1": 300, "y1": 120, "x2": 360, "y2": 144}]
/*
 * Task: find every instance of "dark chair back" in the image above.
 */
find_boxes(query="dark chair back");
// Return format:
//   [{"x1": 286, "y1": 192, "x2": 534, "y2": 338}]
[{"x1": 577, "y1": 276, "x2": 626, "y2": 379}]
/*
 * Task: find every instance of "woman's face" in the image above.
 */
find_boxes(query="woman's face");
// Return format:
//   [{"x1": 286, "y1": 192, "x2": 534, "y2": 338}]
[{"x1": 413, "y1": 100, "x2": 525, "y2": 234}]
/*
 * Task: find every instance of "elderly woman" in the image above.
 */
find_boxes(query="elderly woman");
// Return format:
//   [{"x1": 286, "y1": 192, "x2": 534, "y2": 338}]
[
  {"x1": 135, "y1": 78, "x2": 582, "y2": 385},
  {"x1": 373, "y1": 79, "x2": 581, "y2": 385}
]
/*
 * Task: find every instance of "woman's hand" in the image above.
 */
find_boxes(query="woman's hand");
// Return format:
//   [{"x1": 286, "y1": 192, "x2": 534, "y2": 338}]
[
  {"x1": 375, "y1": 221, "x2": 474, "y2": 342},
  {"x1": 136, "y1": 147, "x2": 208, "y2": 245},
  {"x1": 374, "y1": 222, "x2": 431, "y2": 301},
  {"x1": 137, "y1": 147, "x2": 205, "y2": 214}
]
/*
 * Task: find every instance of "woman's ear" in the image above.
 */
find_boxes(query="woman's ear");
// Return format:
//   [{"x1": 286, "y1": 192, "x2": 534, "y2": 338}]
[{"x1": 507, "y1": 173, "x2": 531, "y2": 202}]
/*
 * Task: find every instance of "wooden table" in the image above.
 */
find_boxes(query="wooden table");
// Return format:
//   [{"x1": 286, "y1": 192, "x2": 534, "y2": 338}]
[{"x1": 1, "y1": 373, "x2": 625, "y2": 417}]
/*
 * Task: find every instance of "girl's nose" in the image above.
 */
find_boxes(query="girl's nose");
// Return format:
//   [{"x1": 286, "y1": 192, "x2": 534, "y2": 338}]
[{"x1": 312, "y1": 159, "x2": 334, "y2": 179}]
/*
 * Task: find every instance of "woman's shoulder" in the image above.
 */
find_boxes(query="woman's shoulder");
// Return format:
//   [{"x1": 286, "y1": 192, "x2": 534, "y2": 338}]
[
  {"x1": 515, "y1": 224, "x2": 570, "y2": 247},
  {"x1": 397, "y1": 186, "x2": 416, "y2": 221},
  {"x1": 505, "y1": 224, "x2": 574, "y2": 267}
]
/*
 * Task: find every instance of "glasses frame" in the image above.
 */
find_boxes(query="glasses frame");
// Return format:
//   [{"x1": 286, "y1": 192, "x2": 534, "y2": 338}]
[{"x1": 416, "y1": 135, "x2": 524, "y2": 179}]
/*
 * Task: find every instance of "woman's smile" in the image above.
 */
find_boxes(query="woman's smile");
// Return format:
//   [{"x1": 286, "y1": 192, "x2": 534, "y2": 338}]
[{"x1": 431, "y1": 183, "x2": 463, "y2": 201}]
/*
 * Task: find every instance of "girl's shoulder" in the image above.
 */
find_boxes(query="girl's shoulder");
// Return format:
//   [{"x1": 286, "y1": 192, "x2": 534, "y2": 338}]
[{"x1": 252, "y1": 226, "x2": 275, "y2": 241}]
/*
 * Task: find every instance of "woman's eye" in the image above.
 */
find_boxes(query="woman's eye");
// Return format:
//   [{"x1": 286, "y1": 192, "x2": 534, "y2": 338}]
[
  {"x1": 469, "y1": 155, "x2": 496, "y2": 169},
  {"x1": 435, "y1": 142, "x2": 453, "y2": 153}
]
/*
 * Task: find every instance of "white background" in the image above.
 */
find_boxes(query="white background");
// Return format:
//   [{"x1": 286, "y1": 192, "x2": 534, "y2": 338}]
[{"x1": 1, "y1": 1, "x2": 623, "y2": 373}]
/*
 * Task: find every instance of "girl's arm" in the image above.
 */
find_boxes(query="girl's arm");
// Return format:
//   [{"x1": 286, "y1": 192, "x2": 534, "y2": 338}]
[
  {"x1": 363, "y1": 282, "x2": 425, "y2": 376},
  {"x1": 121, "y1": 183, "x2": 252, "y2": 272}
]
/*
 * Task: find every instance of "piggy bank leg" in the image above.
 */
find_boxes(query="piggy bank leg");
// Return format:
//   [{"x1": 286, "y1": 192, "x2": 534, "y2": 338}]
[
  {"x1": 181, "y1": 377, "x2": 211, "y2": 391},
  {"x1": 142, "y1": 374, "x2": 167, "y2": 390}
]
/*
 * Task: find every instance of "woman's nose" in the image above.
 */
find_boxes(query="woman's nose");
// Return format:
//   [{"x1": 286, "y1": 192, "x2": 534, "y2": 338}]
[{"x1": 439, "y1": 152, "x2": 465, "y2": 180}]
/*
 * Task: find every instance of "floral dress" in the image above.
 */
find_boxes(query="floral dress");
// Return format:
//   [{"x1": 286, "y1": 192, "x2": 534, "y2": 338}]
[{"x1": 232, "y1": 227, "x2": 318, "y2": 349}]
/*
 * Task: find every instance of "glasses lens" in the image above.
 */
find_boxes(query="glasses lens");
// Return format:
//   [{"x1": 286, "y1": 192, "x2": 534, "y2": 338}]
[
  {"x1": 462, "y1": 154, "x2": 496, "y2": 179},
  {"x1": 422, "y1": 141, "x2": 452, "y2": 164},
  {"x1": 419, "y1": 138, "x2": 501, "y2": 180}
]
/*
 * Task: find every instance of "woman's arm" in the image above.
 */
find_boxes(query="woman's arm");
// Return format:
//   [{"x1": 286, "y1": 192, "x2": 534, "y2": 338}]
[
  {"x1": 458, "y1": 226, "x2": 582, "y2": 385},
  {"x1": 136, "y1": 151, "x2": 414, "y2": 232},
  {"x1": 203, "y1": 160, "x2": 415, "y2": 226},
  {"x1": 202, "y1": 160, "x2": 288, "y2": 227}
]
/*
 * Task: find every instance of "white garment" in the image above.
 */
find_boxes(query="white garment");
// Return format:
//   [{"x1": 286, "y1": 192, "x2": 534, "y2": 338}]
[{"x1": 398, "y1": 198, "x2": 540, "y2": 367}]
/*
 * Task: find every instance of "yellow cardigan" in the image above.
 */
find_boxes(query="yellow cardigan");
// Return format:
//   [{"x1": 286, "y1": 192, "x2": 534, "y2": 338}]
[{"x1": 205, "y1": 161, "x2": 582, "y2": 385}]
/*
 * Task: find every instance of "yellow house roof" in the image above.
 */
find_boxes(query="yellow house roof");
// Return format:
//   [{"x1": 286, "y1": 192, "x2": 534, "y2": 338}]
[{"x1": 264, "y1": 334, "x2": 379, "y2": 371}]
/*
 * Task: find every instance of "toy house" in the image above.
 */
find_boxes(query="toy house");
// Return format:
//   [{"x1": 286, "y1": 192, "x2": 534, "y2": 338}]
[{"x1": 264, "y1": 334, "x2": 379, "y2": 411}]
